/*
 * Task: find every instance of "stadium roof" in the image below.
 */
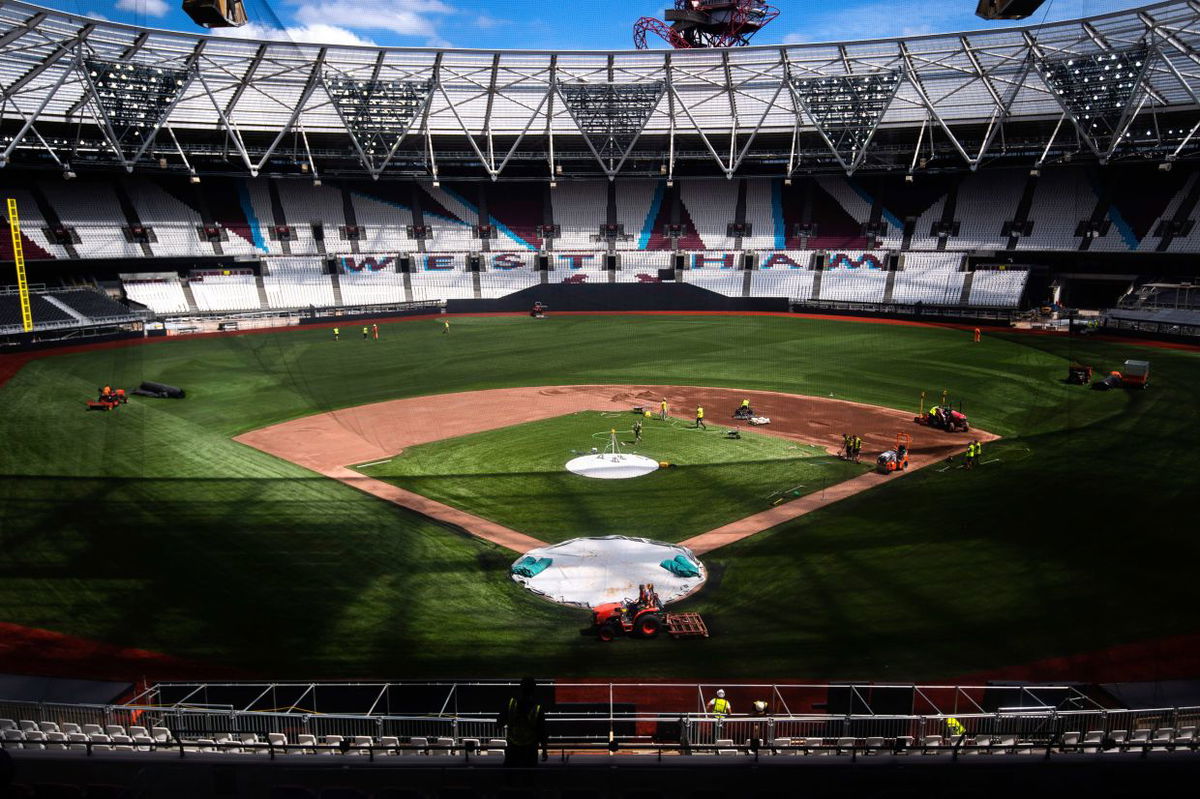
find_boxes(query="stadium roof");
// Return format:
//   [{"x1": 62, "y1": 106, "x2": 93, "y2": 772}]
[{"x1": 2, "y1": 0, "x2": 1199, "y2": 178}]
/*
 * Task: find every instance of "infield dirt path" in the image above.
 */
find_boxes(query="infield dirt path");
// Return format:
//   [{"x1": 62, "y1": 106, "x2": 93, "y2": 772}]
[{"x1": 235, "y1": 385, "x2": 994, "y2": 555}]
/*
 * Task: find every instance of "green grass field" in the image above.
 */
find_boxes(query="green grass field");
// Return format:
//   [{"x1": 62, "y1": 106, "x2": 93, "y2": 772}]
[
  {"x1": 1, "y1": 313, "x2": 1198, "y2": 680},
  {"x1": 357, "y1": 411, "x2": 863, "y2": 544}
]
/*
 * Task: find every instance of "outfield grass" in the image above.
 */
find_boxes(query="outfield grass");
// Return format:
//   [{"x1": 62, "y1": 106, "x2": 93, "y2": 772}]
[
  {"x1": 357, "y1": 411, "x2": 863, "y2": 544},
  {"x1": 1, "y1": 314, "x2": 1197, "y2": 679}
]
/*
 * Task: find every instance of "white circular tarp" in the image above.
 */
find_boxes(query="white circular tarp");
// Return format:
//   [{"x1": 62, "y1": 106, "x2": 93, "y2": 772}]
[
  {"x1": 511, "y1": 536, "x2": 707, "y2": 608},
  {"x1": 565, "y1": 453, "x2": 659, "y2": 479}
]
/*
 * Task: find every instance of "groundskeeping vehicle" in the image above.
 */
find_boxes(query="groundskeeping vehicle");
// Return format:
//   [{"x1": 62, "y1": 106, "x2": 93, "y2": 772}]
[
  {"x1": 592, "y1": 599, "x2": 666, "y2": 641},
  {"x1": 916, "y1": 405, "x2": 970, "y2": 433},
  {"x1": 591, "y1": 585, "x2": 709, "y2": 641}
]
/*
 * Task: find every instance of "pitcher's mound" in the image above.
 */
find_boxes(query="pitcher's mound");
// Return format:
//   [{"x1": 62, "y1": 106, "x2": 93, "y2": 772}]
[
  {"x1": 511, "y1": 536, "x2": 706, "y2": 608},
  {"x1": 566, "y1": 453, "x2": 659, "y2": 479}
]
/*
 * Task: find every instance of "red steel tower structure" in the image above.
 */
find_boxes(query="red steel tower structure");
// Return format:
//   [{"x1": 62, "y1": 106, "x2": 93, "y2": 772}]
[{"x1": 634, "y1": 0, "x2": 780, "y2": 49}]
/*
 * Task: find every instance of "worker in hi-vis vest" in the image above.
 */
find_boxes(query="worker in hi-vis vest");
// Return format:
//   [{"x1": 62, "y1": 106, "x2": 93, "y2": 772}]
[
  {"x1": 707, "y1": 689, "x2": 731, "y2": 717},
  {"x1": 695, "y1": 406, "x2": 706, "y2": 430},
  {"x1": 501, "y1": 677, "x2": 547, "y2": 767}
]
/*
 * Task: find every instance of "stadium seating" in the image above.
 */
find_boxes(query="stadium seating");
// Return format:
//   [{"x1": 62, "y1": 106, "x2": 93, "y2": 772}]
[
  {"x1": 892, "y1": 270, "x2": 967, "y2": 305},
  {"x1": 189, "y1": 273, "x2": 261, "y2": 312},
  {"x1": 968, "y1": 270, "x2": 1028, "y2": 307},
  {"x1": 123, "y1": 274, "x2": 190, "y2": 313},
  {"x1": 262, "y1": 258, "x2": 336, "y2": 309}
]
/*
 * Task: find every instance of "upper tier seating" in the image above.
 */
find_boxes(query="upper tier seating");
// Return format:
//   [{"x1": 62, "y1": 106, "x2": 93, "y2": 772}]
[{"x1": 11, "y1": 167, "x2": 1200, "y2": 260}]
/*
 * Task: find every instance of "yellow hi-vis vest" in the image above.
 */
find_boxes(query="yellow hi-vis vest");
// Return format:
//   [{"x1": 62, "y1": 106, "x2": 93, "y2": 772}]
[
  {"x1": 946, "y1": 717, "x2": 965, "y2": 735},
  {"x1": 711, "y1": 697, "x2": 730, "y2": 716},
  {"x1": 697, "y1": 407, "x2": 704, "y2": 419},
  {"x1": 506, "y1": 698, "x2": 541, "y2": 746}
]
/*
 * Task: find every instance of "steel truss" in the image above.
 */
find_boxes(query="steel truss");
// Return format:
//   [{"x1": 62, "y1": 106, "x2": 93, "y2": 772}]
[{"x1": 2, "y1": 0, "x2": 1200, "y2": 178}]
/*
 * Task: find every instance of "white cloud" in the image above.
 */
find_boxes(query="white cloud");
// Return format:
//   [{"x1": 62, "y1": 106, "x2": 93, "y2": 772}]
[
  {"x1": 114, "y1": 0, "x2": 170, "y2": 18},
  {"x1": 288, "y1": 0, "x2": 456, "y2": 38},
  {"x1": 214, "y1": 21, "x2": 377, "y2": 47}
]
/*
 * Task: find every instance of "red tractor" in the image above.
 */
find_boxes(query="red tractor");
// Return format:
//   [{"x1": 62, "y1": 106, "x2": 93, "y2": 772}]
[
  {"x1": 916, "y1": 404, "x2": 969, "y2": 433},
  {"x1": 593, "y1": 585, "x2": 666, "y2": 641}
]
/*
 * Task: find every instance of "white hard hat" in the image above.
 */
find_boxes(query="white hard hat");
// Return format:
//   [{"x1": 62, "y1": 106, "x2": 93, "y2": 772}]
[{"x1": 716, "y1": 689, "x2": 725, "y2": 698}]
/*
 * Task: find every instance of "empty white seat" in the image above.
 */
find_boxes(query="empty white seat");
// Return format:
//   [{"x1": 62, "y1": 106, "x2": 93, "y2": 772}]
[
  {"x1": 348, "y1": 735, "x2": 373, "y2": 755},
  {"x1": 82, "y1": 724, "x2": 103, "y2": 736},
  {"x1": 19, "y1": 720, "x2": 39, "y2": 732},
  {"x1": 894, "y1": 735, "x2": 914, "y2": 754},
  {"x1": 322, "y1": 734, "x2": 344, "y2": 754},
  {"x1": 1175, "y1": 726, "x2": 1196, "y2": 744},
  {"x1": 405, "y1": 736, "x2": 428, "y2": 755},
  {"x1": 969, "y1": 734, "x2": 992, "y2": 754},
  {"x1": 39, "y1": 722, "x2": 60, "y2": 734},
  {"x1": 431, "y1": 736, "x2": 455, "y2": 756},
  {"x1": 23, "y1": 730, "x2": 47, "y2": 750},
  {"x1": 486, "y1": 738, "x2": 506, "y2": 753},
  {"x1": 46, "y1": 731, "x2": 68, "y2": 750},
  {"x1": 1150, "y1": 728, "x2": 1174, "y2": 750},
  {"x1": 1081, "y1": 730, "x2": 1104, "y2": 753},
  {"x1": 296, "y1": 734, "x2": 318, "y2": 755},
  {"x1": 0, "y1": 720, "x2": 15, "y2": 731},
  {"x1": 863, "y1": 736, "x2": 884, "y2": 754},
  {"x1": 66, "y1": 732, "x2": 89, "y2": 750},
  {"x1": 62, "y1": 723, "x2": 82, "y2": 735},
  {"x1": 836, "y1": 736, "x2": 856, "y2": 754},
  {"x1": 715, "y1": 738, "x2": 739, "y2": 755},
  {"x1": 379, "y1": 735, "x2": 400, "y2": 756},
  {"x1": 1061, "y1": 731, "x2": 1081, "y2": 751},
  {"x1": 151, "y1": 726, "x2": 172, "y2": 744},
  {"x1": 111, "y1": 734, "x2": 134, "y2": 751},
  {"x1": 189, "y1": 738, "x2": 215, "y2": 753},
  {"x1": 1127, "y1": 729, "x2": 1151, "y2": 748},
  {"x1": 132, "y1": 734, "x2": 154, "y2": 752},
  {"x1": 921, "y1": 735, "x2": 942, "y2": 752},
  {"x1": 2, "y1": 729, "x2": 25, "y2": 748},
  {"x1": 128, "y1": 725, "x2": 148, "y2": 738},
  {"x1": 267, "y1": 732, "x2": 288, "y2": 750},
  {"x1": 89, "y1": 733, "x2": 113, "y2": 751},
  {"x1": 105, "y1": 725, "x2": 126, "y2": 737}
]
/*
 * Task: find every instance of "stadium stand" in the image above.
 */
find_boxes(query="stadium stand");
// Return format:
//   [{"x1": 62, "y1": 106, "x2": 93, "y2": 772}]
[
  {"x1": 968, "y1": 270, "x2": 1029, "y2": 307},
  {"x1": 122, "y1": 274, "x2": 190, "y2": 314},
  {"x1": 262, "y1": 258, "x2": 336, "y2": 309},
  {"x1": 188, "y1": 272, "x2": 261, "y2": 312},
  {"x1": 892, "y1": 269, "x2": 968, "y2": 305}
]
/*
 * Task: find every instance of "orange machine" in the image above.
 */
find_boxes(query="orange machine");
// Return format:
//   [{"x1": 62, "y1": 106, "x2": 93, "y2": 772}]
[{"x1": 876, "y1": 433, "x2": 912, "y2": 474}]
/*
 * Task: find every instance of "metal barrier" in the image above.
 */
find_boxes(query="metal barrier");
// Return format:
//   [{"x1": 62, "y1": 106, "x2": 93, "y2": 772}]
[{"x1": 4, "y1": 682, "x2": 1197, "y2": 759}]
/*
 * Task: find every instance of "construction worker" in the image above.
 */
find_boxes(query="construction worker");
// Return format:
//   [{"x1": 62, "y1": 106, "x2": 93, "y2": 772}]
[
  {"x1": 659, "y1": 399, "x2": 668, "y2": 421},
  {"x1": 332, "y1": 326, "x2": 340, "y2": 341},
  {"x1": 632, "y1": 419, "x2": 643, "y2": 443},
  {"x1": 853, "y1": 435, "x2": 863, "y2": 463},
  {"x1": 840, "y1": 433, "x2": 850, "y2": 460},
  {"x1": 500, "y1": 677, "x2": 547, "y2": 767},
  {"x1": 965, "y1": 440, "x2": 976, "y2": 469},
  {"x1": 362, "y1": 325, "x2": 369, "y2": 340},
  {"x1": 707, "y1": 689, "x2": 731, "y2": 717},
  {"x1": 973, "y1": 327, "x2": 981, "y2": 343},
  {"x1": 371, "y1": 323, "x2": 379, "y2": 340},
  {"x1": 695, "y1": 406, "x2": 706, "y2": 430},
  {"x1": 946, "y1": 717, "x2": 966, "y2": 738},
  {"x1": 442, "y1": 318, "x2": 451, "y2": 334},
  {"x1": 973, "y1": 439, "x2": 982, "y2": 467}
]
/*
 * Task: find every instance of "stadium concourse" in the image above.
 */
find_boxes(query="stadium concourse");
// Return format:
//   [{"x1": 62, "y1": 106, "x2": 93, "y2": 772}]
[{"x1": 4, "y1": 0, "x2": 1200, "y2": 794}]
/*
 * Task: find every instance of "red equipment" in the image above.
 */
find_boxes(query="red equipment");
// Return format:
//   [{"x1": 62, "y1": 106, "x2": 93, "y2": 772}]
[
  {"x1": 87, "y1": 387, "x2": 127, "y2": 411},
  {"x1": 634, "y1": 1, "x2": 780, "y2": 49},
  {"x1": 876, "y1": 433, "x2": 912, "y2": 474},
  {"x1": 592, "y1": 584, "x2": 708, "y2": 641},
  {"x1": 915, "y1": 405, "x2": 970, "y2": 433}
]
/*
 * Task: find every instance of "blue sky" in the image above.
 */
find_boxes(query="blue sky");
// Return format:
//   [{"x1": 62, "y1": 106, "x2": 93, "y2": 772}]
[{"x1": 45, "y1": 0, "x2": 1157, "y2": 50}]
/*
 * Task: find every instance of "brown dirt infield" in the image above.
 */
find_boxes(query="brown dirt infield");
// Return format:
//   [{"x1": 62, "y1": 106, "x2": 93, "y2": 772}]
[{"x1": 235, "y1": 385, "x2": 994, "y2": 555}]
